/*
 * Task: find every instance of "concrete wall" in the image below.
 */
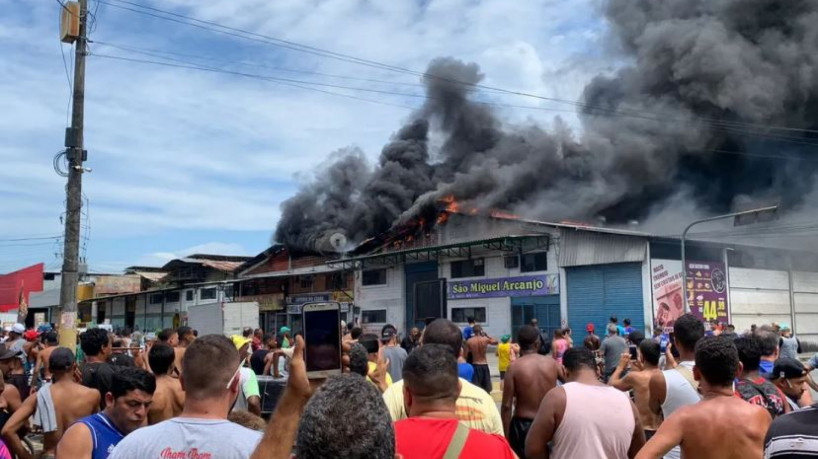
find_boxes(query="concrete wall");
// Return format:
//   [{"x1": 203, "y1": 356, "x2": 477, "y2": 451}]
[
  {"x1": 793, "y1": 271, "x2": 818, "y2": 343},
  {"x1": 729, "y1": 267, "x2": 791, "y2": 333}
]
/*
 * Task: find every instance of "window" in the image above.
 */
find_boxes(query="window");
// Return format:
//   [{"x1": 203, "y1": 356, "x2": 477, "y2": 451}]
[
  {"x1": 200, "y1": 288, "x2": 217, "y2": 300},
  {"x1": 149, "y1": 293, "x2": 163, "y2": 304},
  {"x1": 451, "y1": 307, "x2": 486, "y2": 323},
  {"x1": 504, "y1": 255, "x2": 519, "y2": 269},
  {"x1": 298, "y1": 276, "x2": 313, "y2": 289},
  {"x1": 451, "y1": 258, "x2": 485, "y2": 278},
  {"x1": 362, "y1": 269, "x2": 387, "y2": 286},
  {"x1": 521, "y1": 252, "x2": 548, "y2": 273},
  {"x1": 166, "y1": 291, "x2": 180, "y2": 303},
  {"x1": 224, "y1": 285, "x2": 234, "y2": 299},
  {"x1": 185, "y1": 290, "x2": 194, "y2": 302},
  {"x1": 361, "y1": 310, "x2": 387, "y2": 324}
]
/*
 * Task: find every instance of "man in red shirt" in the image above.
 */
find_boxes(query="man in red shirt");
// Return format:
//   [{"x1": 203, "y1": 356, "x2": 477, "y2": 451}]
[{"x1": 395, "y1": 344, "x2": 515, "y2": 459}]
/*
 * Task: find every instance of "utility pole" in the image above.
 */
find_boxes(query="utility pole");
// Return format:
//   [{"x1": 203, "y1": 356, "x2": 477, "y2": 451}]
[{"x1": 58, "y1": 0, "x2": 89, "y2": 352}]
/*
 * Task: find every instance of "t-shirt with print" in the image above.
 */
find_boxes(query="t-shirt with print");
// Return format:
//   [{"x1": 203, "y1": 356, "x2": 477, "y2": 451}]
[
  {"x1": 395, "y1": 418, "x2": 515, "y2": 459},
  {"x1": 109, "y1": 417, "x2": 262, "y2": 459},
  {"x1": 735, "y1": 377, "x2": 787, "y2": 419},
  {"x1": 383, "y1": 378, "x2": 503, "y2": 435}
]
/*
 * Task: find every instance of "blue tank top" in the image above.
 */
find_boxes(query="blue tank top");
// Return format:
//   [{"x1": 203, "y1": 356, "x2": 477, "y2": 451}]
[{"x1": 78, "y1": 413, "x2": 124, "y2": 459}]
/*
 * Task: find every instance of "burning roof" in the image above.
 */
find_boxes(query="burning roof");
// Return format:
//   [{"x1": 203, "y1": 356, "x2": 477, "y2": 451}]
[{"x1": 274, "y1": 2, "x2": 818, "y2": 255}]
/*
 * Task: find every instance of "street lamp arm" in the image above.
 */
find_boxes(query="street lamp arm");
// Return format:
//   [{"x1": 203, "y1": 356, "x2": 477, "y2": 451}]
[{"x1": 680, "y1": 205, "x2": 778, "y2": 315}]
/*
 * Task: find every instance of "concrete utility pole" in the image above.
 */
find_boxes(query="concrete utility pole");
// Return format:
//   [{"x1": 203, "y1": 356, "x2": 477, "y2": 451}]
[{"x1": 58, "y1": 0, "x2": 89, "y2": 351}]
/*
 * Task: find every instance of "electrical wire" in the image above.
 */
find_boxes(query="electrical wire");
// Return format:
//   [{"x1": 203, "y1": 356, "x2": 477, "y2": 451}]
[
  {"x1": 89, "y1": 51, "x2": 818, "y2": 156},
  {"x1": 97, "y1": 0, "x2": 818, "y2": 138}
]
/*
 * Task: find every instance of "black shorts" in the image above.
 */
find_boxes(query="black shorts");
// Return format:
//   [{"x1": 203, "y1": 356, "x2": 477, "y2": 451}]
[
  {"x1": 473, "y1": 364, "x2": 492, "y2": 393},
  {"x1": 500, "y1": 371, "x2": 506, "y2": 380},
  {"x1": 509, "y1": 417, "x2": 533, "y2": 459},
  {"x1": 645, "y1": 429, "x2": 657, "y2": 441}
]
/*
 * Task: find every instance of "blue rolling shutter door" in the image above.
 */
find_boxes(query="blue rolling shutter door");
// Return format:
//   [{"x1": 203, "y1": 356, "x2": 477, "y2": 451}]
[{"x1": 567, "y1": 263, "x2": 644, "y2": 337}]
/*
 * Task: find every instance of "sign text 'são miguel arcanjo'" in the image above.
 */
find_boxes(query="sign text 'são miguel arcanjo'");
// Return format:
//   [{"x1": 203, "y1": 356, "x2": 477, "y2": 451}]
[{"x1": 447, "y1": 274, "x2": 558, "y2": 299}]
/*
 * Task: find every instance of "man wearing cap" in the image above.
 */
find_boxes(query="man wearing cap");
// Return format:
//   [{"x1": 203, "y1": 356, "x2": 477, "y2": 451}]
[
  {"x1": 279, "y1": 326, "x2": 292, "y2": 349},
  {"x1": 771, "y1": 358, "x2": 813, "y2": 412},
  {"x1": 2, "y1": 347, "x2": 99, "y2": 459},
  {"x1": 0, "y1": 345, "x2": 29, "y2": 403},
  {"x1": 583, "y1": 323, "x2": 601, "y2": 351},
  {"x1": 380, "y1": 325, "x2": 407, "y2": 383},
  {"x1": 231, "y1": 336, "x2": 261, "y2": 416}
]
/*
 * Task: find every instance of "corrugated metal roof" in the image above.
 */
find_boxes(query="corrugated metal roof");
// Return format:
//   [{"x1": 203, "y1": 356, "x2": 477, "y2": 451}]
[
  {"x1": 559, "y1": 228, "x2": 647, "y2": 267},
  {"x1": 132, "y1": 271, "x2": 167, "y2": 282}
]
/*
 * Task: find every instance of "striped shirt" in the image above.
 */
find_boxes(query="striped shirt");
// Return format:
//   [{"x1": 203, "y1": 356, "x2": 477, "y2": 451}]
[{"x1": 764, "y1": 404, "x2": 818, "y2": 458}]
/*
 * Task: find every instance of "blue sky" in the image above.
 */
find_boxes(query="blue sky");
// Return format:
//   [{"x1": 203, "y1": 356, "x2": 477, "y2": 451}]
[{"x1": 0, "y1": 0, "x2": 611, "y2": 273}]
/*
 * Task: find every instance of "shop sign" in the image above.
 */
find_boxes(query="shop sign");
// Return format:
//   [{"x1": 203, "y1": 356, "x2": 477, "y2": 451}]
[
  {"x1": 286, "y1": 293, "x2": 330, "y2": 305},
  {"x1": 447, "y1": 274, "x2": 559, "y2": 299}
]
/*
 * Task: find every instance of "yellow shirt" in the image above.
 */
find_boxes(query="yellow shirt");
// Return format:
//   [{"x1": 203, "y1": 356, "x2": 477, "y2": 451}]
[
  {"x1": 497, "y1": 342, "x2": 511, "y2": 372},
  {"x1": 367, "y1": 361, "x2": 393, "y2": 387},
  {"x1": 382, "y1": 378, "x2": 503, "y2": 435}
]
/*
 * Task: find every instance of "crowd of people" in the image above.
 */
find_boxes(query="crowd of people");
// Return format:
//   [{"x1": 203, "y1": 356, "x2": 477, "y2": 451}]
[{"x1": 0, "y1": 315, "x2": 811, "y2": 458}]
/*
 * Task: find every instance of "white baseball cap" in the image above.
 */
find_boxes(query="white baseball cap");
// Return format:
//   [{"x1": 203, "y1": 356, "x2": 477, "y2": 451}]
[{"x1": 11, "y1": 324, "x2": 25, "y2": 334}]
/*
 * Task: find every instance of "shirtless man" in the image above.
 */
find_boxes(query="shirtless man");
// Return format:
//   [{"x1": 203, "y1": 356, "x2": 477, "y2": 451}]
[
  {"x1": 609, "y1": 339, "x2": 662, "y2": 440},
  {"x1": 465, "y1": 325, "x2": 498, "y2": 394},
  {"x1": 32, "y1": 331, "x2": 59, "y2": 389},
  {"x1": 501, "y1": 324, "x2": 563, "y2": 458},
  {"x1": 146, "y1": 343, "x2": 184, "y2": 424},
  {"x1": 648, "y1": 314, "x2": 704, "y2": 459},
  {"x1": 0, "y1": 370, "x2": 23, "y2": 437},
  {"x1": 636, "y1": 337, "x2": 772, "y2": 459},
  {"x1": 172, "y1": 326, "x2": 194, "y2": 378},
  {"x1": 2, "y1": 348, "x2": 99, "y2": 459}
]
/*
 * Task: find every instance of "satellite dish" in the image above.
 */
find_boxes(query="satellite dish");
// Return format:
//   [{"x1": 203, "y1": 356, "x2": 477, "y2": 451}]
[{"x1": 329, "y1": 232, "x2": 348, "y2": 252}]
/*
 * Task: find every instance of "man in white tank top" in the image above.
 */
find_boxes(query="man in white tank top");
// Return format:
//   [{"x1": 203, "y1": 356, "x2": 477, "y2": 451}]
[
  {"x1": 525, "y1": 347, "x2": 645, "y2": 459},
  {"x1": 648, "y1": 314, "x2": 704, "y2": 459}
]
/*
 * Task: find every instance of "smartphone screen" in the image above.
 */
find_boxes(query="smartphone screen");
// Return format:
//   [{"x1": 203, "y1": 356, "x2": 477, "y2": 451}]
[{"x1": 303, "y1": 304, "x2": 341, "y2": 376}]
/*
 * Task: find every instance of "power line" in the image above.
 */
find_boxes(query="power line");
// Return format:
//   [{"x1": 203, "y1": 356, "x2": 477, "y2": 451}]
[
  {"x1": 97, "y1": 0, "x2": 818, "y2": 138},
  {"x1": 0, "y1": 235, "x2": 63, "y2": 242},
  {"x1": 90, "y1": 51, "x2": 818, "y2": 154},
  {"x1": 90, "y1": 53, "x2": 417, "y2": 110},
  {"x1": 92, "y1": 40, "x2": 432, "y2": 90}
]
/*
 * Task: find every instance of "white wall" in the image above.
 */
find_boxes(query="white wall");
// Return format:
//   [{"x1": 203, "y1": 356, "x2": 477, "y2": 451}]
[
  {"x1": 793, "y1": 271, "x2": 818, "y2": 343},
  {"x1": 729, "y1": 268, "x2": 792, "y2": 333},
  {"x1": 355, "y1": 265, "x2": 405, "y2": 334}
]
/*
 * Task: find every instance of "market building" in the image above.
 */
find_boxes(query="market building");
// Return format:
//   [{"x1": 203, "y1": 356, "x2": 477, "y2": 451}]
[{"x1": 331, "y1": 208, "x2": 818, "y2": 344}]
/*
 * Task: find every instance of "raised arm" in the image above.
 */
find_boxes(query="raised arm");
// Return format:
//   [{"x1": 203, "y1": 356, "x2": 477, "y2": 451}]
[{"x1": 609, "y1": 353, "x2": 633, "y2": 391}]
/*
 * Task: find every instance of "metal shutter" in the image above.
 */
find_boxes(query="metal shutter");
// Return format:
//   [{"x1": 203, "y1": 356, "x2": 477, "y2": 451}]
[{"x1": 567, "y1": 263, "x2": 644, "y2": 337}]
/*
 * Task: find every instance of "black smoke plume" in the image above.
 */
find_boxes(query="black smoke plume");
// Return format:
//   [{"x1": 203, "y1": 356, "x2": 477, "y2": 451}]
[{"x1": 275, "y1": 0, "x2": 818, "y2": 252}]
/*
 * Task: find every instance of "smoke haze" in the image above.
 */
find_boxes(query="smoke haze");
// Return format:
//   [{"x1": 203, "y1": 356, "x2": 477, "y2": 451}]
[{"x1": 275, "y1": 0, "x2": 818, "y2": 252}]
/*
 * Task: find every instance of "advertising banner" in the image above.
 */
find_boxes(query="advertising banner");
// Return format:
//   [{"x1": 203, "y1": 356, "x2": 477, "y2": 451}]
[
  {"x1": 447, "y1": 274, "x2": 559, "y2": 299},
  {"x1": 651, "y1": 259, "x2": 729, "y2": 332},
  {"x1": 686, "y1": 261, "x2": 729, "y2": 324}
]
